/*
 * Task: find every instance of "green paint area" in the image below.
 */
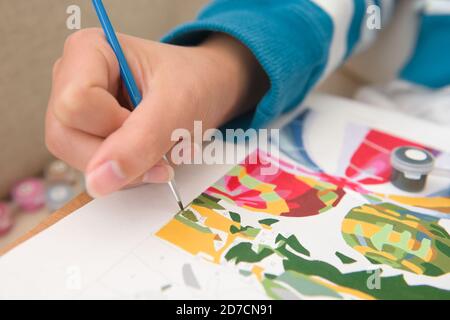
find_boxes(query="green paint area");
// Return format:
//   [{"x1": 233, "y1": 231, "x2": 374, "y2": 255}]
[
  {"x1": 174, "y1": 215, "x2": 212, "y2": 234},
  {"x1": 258, "y1": 218, "x2": 279, "y2": 227},
  {"x1": 277, "y1": 271, "x2": 342, "y2": 299},
  {"x1": 230, "y1": 225, "x2": 260, "y2": 238},
  {"x1": 335, "y1": 252, "x2": 357, "y2": 264},
  {"x1": 239, "y1": 270, "x2": 252, "y2": 277},
  {"x1": 181, "y1": 210, "x2": 198, "y2": 222},
  {"x1": 280, "y1": 242, "x2": 450, "y2": 300},
  {"x1": 276, "y1": 234, "x2": 310, "y2": 257},
  {"x1": 224, "y1": 233, "x2": 450, "y2": 300},
  {"x1": 225, "y1": 242, "x2": 273, "y2": 264},
  {"x1": 364, "y1": 194, "x2": 383, "y2": 203},
  {"x1": 193, "y1": 194, "x2": 224, "y2": 210},
  {"x1": 229, "y1": 212, "x2": 241, "y2": 223},
  {"x1": 342, "y1": 203, "x2": 450, "y2": 276},
  {"x1": 171, "y1": 192, "x2": 449, "y2": 299},
  {"x1": 319, "y1": 191, "x2": 338, "y2": 203}
]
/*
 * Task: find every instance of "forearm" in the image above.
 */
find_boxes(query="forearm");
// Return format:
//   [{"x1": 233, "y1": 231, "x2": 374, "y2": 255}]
[
  {"x1": 163, "y1": 0, "x2": 397, "y2": 128},
  {"x1": 198, "y1": 33, "x2": 269, "y2": 127}
]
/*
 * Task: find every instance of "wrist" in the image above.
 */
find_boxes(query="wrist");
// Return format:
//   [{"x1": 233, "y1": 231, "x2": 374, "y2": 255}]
[{"x1": 197, "y1": 33, "x2": 269, "y2": 127}]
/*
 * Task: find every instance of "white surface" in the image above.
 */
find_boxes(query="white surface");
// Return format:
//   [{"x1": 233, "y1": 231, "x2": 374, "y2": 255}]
[
  {"x1": 0, "y1": 94, "x2": 449, "y2": 299},
  {"x1": 356, "y1": 80, "x2": 450, "y2": 125}
]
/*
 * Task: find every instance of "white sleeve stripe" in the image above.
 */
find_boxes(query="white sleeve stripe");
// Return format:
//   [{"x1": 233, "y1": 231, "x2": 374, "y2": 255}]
[
  {"x1": 380, "y1": 0, "x2": 396, "y2": 24},
  {"x1": 421, "y1": 0, "x2": 450, "y2": 14},
  {"x1": 311, "y1": 0, "x2": 355, "y2": 79},
  {"x1": 355, "y1": 0, "x2": 379, "y2": 54},
  {"x1": 356, "y1": 0, "x2": 396, "y2": 53}
]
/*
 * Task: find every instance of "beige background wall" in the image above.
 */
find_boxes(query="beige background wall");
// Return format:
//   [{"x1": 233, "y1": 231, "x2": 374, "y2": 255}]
[{"x1": 0, "y1": 0, "x2": 207, "y2": 198}]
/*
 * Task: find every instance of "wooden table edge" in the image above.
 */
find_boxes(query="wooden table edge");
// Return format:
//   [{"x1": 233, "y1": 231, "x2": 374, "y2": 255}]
[{"x1": 0, "y1": 193, "x2": 92, "y2": 256}]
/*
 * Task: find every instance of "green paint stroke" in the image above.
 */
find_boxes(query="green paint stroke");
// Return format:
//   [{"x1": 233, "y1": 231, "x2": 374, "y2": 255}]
[
  {"x1": 229, "y1": 225, "x2": 260, "y2": 238},
  {"x1": 277, "y1": 270, "x2": 342, "y2": 299},
  {"x1": 225, "y1": 242, "x2": 274, "y2": 264},
  {"x1": 277, "y1": 235, "x2": 450, "y2": 300},
  {"x1": 342, "y1": 203, "x2": 450, "y2": 277},
  {"x1": 335, "y1": 252, "x2": 357, "y2": 264},
  {"x1": 174, "y1": 215, "x2": 211, "y2": 234},
  {"x1": 259, "y1": 218, "x2": 279, "y2": 227},
  {"x1": 229, "y1": 212, "x2": 241, "y2": 223},
  {"x1": 181, "y1": 210, "x2": 198, "y2": 223},
  {"x1": 276, "y1": 234, "x2": 310, "y2": 257},
  {"x1": 226, "y1": 235, "x2": 450, "y2": 300},
  {"x1": 193, "y1": 194, "x2": 224, "y2": 210}
]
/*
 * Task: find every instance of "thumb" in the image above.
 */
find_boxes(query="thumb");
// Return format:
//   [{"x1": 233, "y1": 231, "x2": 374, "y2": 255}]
[{"x1": 85, "y1": 92, "x2": 183, "y2": 198}]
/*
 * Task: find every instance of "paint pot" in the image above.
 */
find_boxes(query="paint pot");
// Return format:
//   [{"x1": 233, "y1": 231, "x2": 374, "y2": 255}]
[
  {"x1": 0, "y1": 202, "x2": 13, "y2": 236},
  {"x1": 390, "y1": 147, "x2": 435, "y2": 192},
  {"x1": 11, "y1": 178, "x2": 46, "y2": 212},
  {"x1": 45, "y1": 160, "x2": 76, "y2": 184},
  {"x1": 46, "y1": 183, "x2": 74, "y2": 211}
]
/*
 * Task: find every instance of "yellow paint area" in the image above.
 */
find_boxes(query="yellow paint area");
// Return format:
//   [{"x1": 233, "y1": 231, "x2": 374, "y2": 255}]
[
  {"x1": 158, "y1": 203, "x2": 264, "y2": 264},
  {"x1": 401, "y1": 260, "x2": 424, "y2": 275},
  {"x1": 242, "y1": 199, "x2": 288, "y2": 216},
  {"x1": 156, "y1": 219, "x2": 219, "y2": 262},
  {"x1": 352, "y1": 206, "x2": 422, "y2": 230},
  {"x1": 252, "y1": 265, "x2": 264, "y2": 281},
  {"x1": 378, "y1": 194, "x2": 450, "y2": 214},
  {"x1": 342, "y1": 219, "x2": 380, "y2": 237},
  {"x1": 297, "y1": 176, "x2": 334, "y2": 190},
  {"x1": 192, "y1": 205, "x2": 237, "y2": 233}
]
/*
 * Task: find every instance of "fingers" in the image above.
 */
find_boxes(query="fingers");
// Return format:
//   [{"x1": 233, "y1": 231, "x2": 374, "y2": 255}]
[
  {"x1": 142, "y1": 160, "x2": 175, "y2": 184},
  {"x1": 50, "y1": 28, "x2": 130, "y2": 137},
  {"x1": 51, "y1": 85, "x2": 130, "y2": 137},
  {"x1": 59, "y1": 28, "x2": 120, "y2": 91},
  {"x1": 85, "y1": 89, "x2": 181, "y2": 198},
  {"x1": 46, "y1": 110, "x2": 172, "y2": 187},
  {"x1": 45, "y1": 111, "x2": 103, "y2": 172},
  {"x1": 48, "y1": 29, "x2": 186, "y2": 198}
]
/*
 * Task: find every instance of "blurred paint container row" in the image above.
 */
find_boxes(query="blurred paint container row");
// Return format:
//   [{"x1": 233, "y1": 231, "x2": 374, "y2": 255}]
[
  {"x1": 46, "y1": 160, "x2": 84, "y2": 211},
  {"x1": 1, "y1": 161, "x2": 84, "y2": 238},
  {"x1": 45, "y1": 160, "x2": 77, "y2": 184},
  {"x1": 0, "y1": 203, "x2": 13, "y2": 236},
  {"x1": 12, "y1": 159, "x2": 76, "y2": 212},
  {"x1": 45, "y1": 160, "x2": 77, "y2": 211},
  {"x1": 11, "y1": 178, "x2": 46, "y2": 212},
  {"x1": 46, "y1": 183, "x2": 75, "y2": 211}
]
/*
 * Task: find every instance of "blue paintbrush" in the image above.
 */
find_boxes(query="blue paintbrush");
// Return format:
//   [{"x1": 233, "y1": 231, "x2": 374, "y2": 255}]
[{"x1": 92, "y1": 0, "x2": 184, "y2": 210}]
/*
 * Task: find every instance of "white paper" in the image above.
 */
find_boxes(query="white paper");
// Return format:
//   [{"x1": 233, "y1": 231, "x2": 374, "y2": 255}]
[{"x1": 0, "y1": 94, "x2": 449, "y2": 300}]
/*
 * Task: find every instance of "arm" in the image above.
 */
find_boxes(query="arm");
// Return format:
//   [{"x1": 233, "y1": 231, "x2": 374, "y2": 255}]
[
  {"x1": 46, "y1": 1, "x2": 396, "y2": 198},
  {"x1": 164, "y1": 0, "x2": 396, "y2": 128}
]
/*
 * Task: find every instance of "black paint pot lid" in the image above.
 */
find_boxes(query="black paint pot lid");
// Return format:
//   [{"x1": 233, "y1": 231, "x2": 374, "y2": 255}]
[{"x1": 391, "y1": 146, "x2": 435, "y2": 177}]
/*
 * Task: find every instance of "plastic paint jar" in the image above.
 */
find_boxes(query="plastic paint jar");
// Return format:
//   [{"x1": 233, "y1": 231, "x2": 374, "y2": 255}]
[
  {"x1": 46, "y1": 183, "x2": 74, "y2": 211},
  {"x1": 390, "y1": 147, "x2": 435, "y2": 192},
  {"x1": 11, "y1": 178, "x2": 46, "y2": 212},
  {"x1": 45, "y1": 160, "x2": 76, "y2": 184}
]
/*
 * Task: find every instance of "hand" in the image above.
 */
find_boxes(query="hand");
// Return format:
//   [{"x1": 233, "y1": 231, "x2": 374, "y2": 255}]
[{"x1": 46, "y1": 28, "x2": 267, "y2": 198}]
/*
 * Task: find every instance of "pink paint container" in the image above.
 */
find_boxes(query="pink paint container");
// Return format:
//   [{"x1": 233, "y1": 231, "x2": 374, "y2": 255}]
[{"x1": 11, "y1": 178, "x2": 46, "y2": 212}]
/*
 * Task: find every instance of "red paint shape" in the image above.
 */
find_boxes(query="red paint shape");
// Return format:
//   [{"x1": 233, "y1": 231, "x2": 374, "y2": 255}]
[
  {"x1": 346, "y1": 129, "x2": 439, "y2": 185},
  {"x1": 207, "y1": 151, "x2": 346, "y2": 217}
]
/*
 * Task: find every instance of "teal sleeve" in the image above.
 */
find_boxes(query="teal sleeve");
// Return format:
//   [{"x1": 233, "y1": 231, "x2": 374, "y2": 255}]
[
  {"x1": 162, "y1": 0, "x2": 396, "y2": 128},
  {"x1": 161, "y1": 0, "x2": 333, "y2": 129}
]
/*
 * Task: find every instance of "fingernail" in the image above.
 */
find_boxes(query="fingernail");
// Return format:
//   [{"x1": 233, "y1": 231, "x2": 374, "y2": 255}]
[
  {"x1": 143, "y1": 165, "x2": 174, "y2": 184},
  {"x1": 86, "y1": 161, "x2": 126, "y2": 198}
]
